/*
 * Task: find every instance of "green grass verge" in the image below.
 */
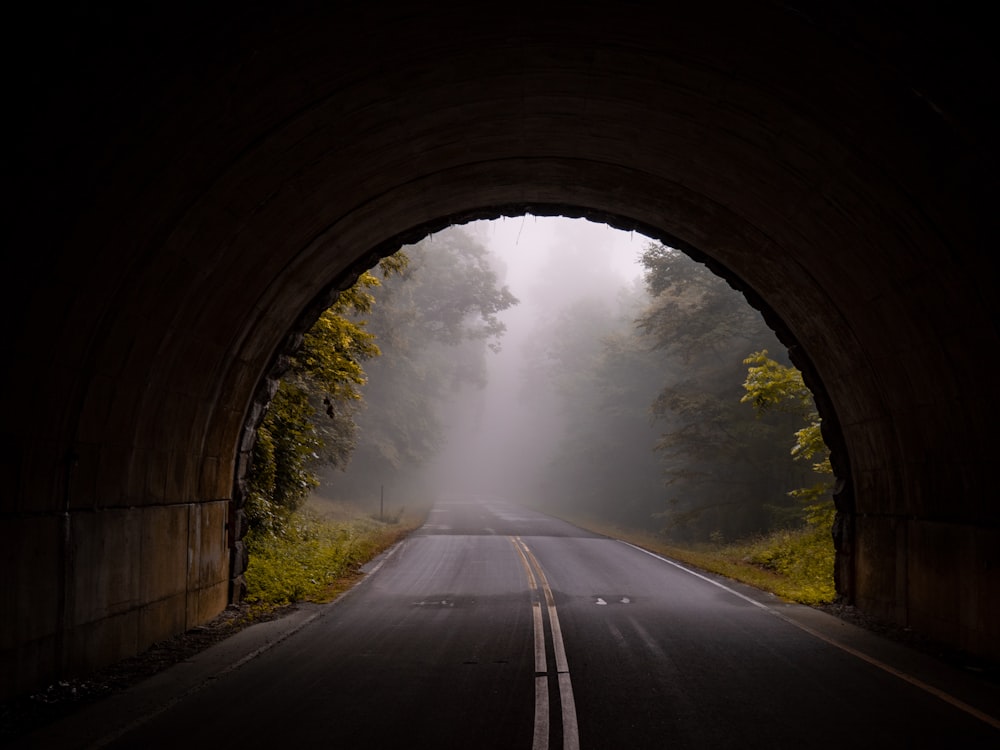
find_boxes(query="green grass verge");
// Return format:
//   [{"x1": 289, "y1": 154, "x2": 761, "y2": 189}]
[
  {"x1": 245, "y1": 499, "x2": 834, "y2": 612},
  {"x1": 545, "y1": 512, "x2": 836, "y2": 605},
  {"x1": 243, "y1": 505, "x2": 426, "y2": 609}
]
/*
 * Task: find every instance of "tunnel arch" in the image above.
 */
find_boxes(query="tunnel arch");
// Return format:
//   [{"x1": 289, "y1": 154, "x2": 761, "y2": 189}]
[
  {"x1": 3, "y1": 1, "x2": 996, "y2": 699},
  {"x1": 233, "y1": 203, "x2": 855, "y2": 595}
]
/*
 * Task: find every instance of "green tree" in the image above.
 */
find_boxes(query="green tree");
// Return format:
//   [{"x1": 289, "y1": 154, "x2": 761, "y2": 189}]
[
  {"x1": 523, "y1": 281, "x2": 668, "y2": 527},
  {"x1": 245, "y1": 258, "x2": 406, "y2": 534},
  {"x1": 321, "y1": 226, "x2": 518, "y2": 501},
  {"x1": 245, "y1": 381, "x2": 322, "y2": 534},
  {"x1": 741, "y1": 350, "x2": 834, "y2": 527},
  {"x1": 636, "y1": 243, "x2": 812, "y2": 541}
]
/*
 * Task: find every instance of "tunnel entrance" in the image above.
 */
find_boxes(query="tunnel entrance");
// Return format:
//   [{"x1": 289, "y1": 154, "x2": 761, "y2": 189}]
[
  {"x1": 5, "y1": 2, "x2": 996, "y2": 704},
  {"x1": 234, "y1": 214, "x2": 846, "y2": 612}
]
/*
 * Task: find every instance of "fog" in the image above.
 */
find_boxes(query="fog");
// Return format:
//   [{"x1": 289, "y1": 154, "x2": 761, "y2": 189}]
[
  {"x1": 317, "y1": 214, "x2": 805, "y2": 541},
  {"x1": 416, "y1": 216, "x2": 648, "y2": 504}
]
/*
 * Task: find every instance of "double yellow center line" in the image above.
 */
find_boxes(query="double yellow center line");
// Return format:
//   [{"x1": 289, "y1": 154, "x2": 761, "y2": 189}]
[{"x1": 510, "y1": 536, "x2": 580, "y2": 750}]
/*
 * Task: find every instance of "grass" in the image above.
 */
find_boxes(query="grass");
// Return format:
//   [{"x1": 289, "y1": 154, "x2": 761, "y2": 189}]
[
  {"x1": 243, "y1": 502, "x2": 427, "y2": 610},
  {"x1": 244, "y1": 495, "x2": 834, "y2": 613},
  {"x1": 546, "y1": 512, "x2": 836, "y2": 606}
]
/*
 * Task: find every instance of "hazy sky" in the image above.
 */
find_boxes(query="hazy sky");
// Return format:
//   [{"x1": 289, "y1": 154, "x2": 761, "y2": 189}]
[
  {"x1": 469, "y1": 215, "x2": 647, "y2": 297},
  {"x1": 413, "y1": 216, "x2": 653, "y2": 502}
]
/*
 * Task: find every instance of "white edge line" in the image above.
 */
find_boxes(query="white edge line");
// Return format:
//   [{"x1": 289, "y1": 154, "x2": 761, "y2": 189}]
[{"x1": 618, "y1": 540, "x2": 1000, "y2": 731}]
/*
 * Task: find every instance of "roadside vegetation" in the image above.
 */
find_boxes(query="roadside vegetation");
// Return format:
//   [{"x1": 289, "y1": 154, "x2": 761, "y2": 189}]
[
  {"x1": 241, "y1": 226, "x2": 516, "y2": 609},
  {"x1": 243, "y1": 504, "x2": 427, "y2": 609},
  {"x1": 244, "y1": 222, "x2": 837, "y2": 612},
  {"x1": 561, "y1": 512, "x2": 836, "y2": 606},
  {"x1": 525, "y1": 237, "x2": 837, "y2": 605}
]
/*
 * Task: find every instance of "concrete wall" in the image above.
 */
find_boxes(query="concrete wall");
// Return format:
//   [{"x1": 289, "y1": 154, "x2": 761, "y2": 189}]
[
  {"x1": 854, "y1": 519, "x2": 999, "y2": 659},
  {"x1": 1, "y1": 503, "x2": 229, "y2": 699}
]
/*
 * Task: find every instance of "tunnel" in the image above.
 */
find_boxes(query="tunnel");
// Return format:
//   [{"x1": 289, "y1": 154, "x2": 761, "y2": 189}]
[{"x1": 2, "y1": 2, "x2": 997, "y2": 700}]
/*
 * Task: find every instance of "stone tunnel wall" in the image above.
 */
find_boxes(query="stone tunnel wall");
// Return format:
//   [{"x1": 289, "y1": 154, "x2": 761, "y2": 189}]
[
  {"x1": 2, "y1": 503, "x2": 230, "y2": 700},
  {"x1": 3, "y1": 1, "x2": 998, "y2": 701}
]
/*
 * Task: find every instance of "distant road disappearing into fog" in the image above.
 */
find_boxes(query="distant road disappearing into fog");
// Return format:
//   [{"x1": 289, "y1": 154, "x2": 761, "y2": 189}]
[{"x1": 67, "y1": 499, "x2": 1000, "y2": 748}]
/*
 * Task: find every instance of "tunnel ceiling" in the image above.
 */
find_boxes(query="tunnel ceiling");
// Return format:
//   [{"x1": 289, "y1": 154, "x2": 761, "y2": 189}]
[{"x1": 4, "y1": 0, "x2": 998, "y2": 623}]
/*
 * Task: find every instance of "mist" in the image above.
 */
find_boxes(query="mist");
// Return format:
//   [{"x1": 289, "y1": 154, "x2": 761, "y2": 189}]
[
  {"x1": 413, "y1": 217, "x2": 648, "y2": 503},
  {"x1": 316, "y1": 214, "x2": 805, "y2": 542}
]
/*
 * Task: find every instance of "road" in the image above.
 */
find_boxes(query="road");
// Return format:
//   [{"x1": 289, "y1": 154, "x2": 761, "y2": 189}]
[{"x1": 19, "y1": 498, "x2": 1000, "y2": 749}]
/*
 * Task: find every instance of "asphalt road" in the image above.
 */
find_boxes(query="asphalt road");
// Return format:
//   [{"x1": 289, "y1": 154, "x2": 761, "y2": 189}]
[{"x1": 17, "y1": 498, "x2": 1000, "y2": 749}]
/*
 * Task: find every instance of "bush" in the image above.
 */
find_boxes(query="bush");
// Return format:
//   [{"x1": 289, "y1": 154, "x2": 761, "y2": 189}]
[
  {"x1": 243, "y1": 507, "x2": 417, "y2": 606},
  {"x1": 542, "y1": 510, "x2": 835, "y2": 606},
  {"x1": 733, "y1": 524, "x2": 835, "y2": 604}
]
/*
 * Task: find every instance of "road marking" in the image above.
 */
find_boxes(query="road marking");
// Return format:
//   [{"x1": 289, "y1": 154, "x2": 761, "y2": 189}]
[
  {"x1": 619, "y1": 540, "x2": 1000, "y2": 731},
  {"x1": 533, "y1": 674, "x2": 550, "y2": 750},
  {"x1": 512, "y1": 537, "x2": 580, "y2": 750},
  {"x1": 511, "y1": 537, "x2": 549, "y2": 749}
]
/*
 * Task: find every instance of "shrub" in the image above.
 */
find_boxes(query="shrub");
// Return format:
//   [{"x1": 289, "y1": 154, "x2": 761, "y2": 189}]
[{"x1": 243, "y1": 507, "x2": 417, "y2": 606}]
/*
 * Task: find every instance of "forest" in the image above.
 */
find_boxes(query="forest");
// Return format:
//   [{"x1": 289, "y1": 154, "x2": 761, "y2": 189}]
[{"x1": 241, "y1": 220, "x2": 834, "y2": 605}]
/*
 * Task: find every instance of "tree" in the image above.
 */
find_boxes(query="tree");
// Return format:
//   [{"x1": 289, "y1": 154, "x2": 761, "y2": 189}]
[
  {"x1": 320, "y1": 225, "x2": 518, "y2": 501},
  {"x1": 522, "y1": 281, "x2": 668, "y2": 527},
  {"x1": 741, "y1": 350, "x2": 834, "y2": 527},
  {"x1": 636, "y1": 243, "x2": 813, "y2": 541},
  {"x1": 245, "y1": 257, "x2": 405, "y2": 534}
]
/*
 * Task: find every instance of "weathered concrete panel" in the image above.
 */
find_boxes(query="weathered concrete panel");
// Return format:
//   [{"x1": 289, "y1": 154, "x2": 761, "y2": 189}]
[
  {"x1": 905, "y1": 520, "x2": 961, "y2": 643},
  {"x1": 140, "y1": 505, "x2": 189, "y2": 606},
  {"x1": 0, "y1": 516, "x2": 61, "y2": 651},
  {"x1": 0, "y1": 503, "x2": 233, "y2": 701},
  {"x1": 66, "y1": 610, "x2": 139, "y2": 677},
  {"x1": 187, "y1": 580, "x2": 230, "y2": 630},
  {"x1": 908, "y1": 522, "x2": 1000, "y2": 662},
  {"x1": 138, "y1": 592, "x2": 187, "y2": 650},
  {"x1": 187, "y1": 501, "x2": 229, "y2": 592},
  {"x1": 185, "y1": 501, "x2": 232, "y2": 628},
  {"x1": 69, "y1": 510, "x2": 142, "y2": 625},
  {"x1": 1, "y1": 515, "x2": 63, "y2": 698},
  {"x1": 0, "y1": 633, "x2": 59, "y2": 701},
  {"x1": 853, "y1": 516, "x2": 908, "y2": 626}
]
